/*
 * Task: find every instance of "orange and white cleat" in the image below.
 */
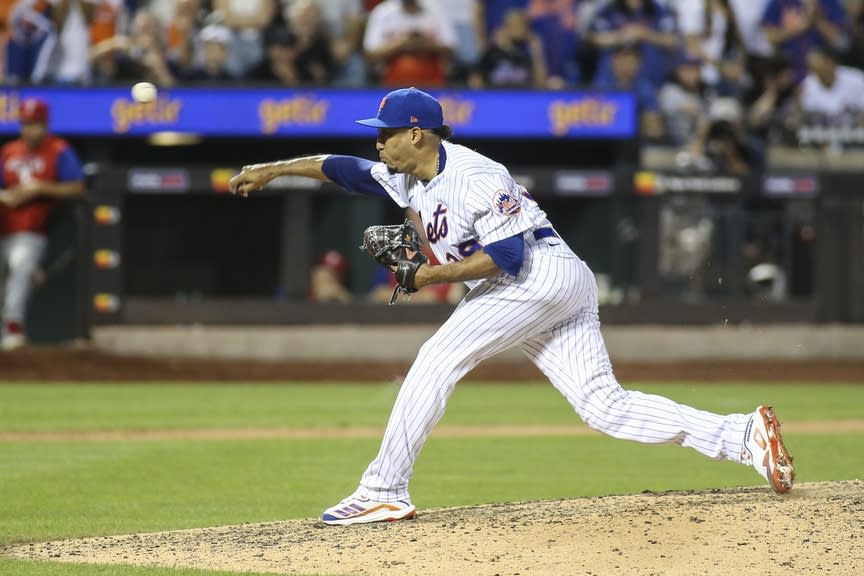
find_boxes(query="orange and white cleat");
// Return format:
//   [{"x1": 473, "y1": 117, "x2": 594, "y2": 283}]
[{"x1": 743, "y1": 405, "x2": 795, "y2": 493}]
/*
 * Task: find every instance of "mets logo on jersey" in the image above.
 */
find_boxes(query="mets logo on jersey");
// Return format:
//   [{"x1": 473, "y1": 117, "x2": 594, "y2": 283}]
[{"x1": 493, "y1": 189, "x2": 522, "y2": 216}]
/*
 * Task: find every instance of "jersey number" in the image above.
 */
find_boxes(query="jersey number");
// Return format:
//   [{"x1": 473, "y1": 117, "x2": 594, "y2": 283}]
[{"x1": 445, "y1": 239, "x2": 482, "y2": 262}]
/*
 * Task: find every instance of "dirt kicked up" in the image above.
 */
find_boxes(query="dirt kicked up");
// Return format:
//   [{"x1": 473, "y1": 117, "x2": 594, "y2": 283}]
[{"x1": 5, "y1": 481, "x2": 862, "y2": 576}]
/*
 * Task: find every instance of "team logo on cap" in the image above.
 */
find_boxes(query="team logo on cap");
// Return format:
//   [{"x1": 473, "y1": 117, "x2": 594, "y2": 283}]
[
  {"x1": 378, "y1": 96, "x2": 387, "y2": 114},
  {"x1": 409, "y1": 116, "x2": 418, "y2": 124},
  {"x1": 493, "y1": 190, "x2": 522, "y2": 216}
]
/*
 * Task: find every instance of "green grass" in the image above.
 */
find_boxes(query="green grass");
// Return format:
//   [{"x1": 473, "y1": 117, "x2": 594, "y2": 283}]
[
  {"x1": 2, "y1": 382, "x2": 863, "y2": 432},
  {"x1": 0, "y1": 560, "x2": 282, "y2": 576},
  {"x1": 0, "y1": 381, "x2": 862, "y2": 576}
]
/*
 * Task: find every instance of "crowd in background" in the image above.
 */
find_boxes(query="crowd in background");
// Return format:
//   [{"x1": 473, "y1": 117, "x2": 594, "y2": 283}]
[
  {"x1": 2, "y1": 0, "x2": 864, "y2": 160},
  {"x1": 1, "y1": 0, "x2": 849, "y2": 313}
]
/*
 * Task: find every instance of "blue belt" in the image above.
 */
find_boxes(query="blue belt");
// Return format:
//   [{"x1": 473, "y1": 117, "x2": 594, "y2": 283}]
[{"x1": 532, "y1": 227, "x2": 557, "y2": 240}]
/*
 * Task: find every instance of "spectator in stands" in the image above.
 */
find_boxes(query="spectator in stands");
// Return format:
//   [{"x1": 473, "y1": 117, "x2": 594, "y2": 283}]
[
  {"x1": 362, "y1": 0, "x2": 456, "y2": 87},
  {"x1": 588, "y1": 0, "x2": 680, "y2": 87},
  {"x1": 5, "y1": 0, "x2": 56, "y2": 84},
  {"x1": 88, "y1": 0, "x2": 125, "y2": 54},
  {"x1": 761, "y1": 0, "x2": 847, "y2": 82},
  {"x1": 309, "y1": 249, "x2": 352, "y2": 303},
  {"x1": 468, "y1": 8, "x2": 547, "y2": 89},
  {"x1": 51, "y1": 0, "x2": 126, "y2": 84},
  {"x1": 89, "y1": 9, "x2": 176, "y2": 86},
  {"x1": 211, "y1": 0, "x2": 277, "y2": 76},
  {"x1": 683, "y1": 97, "x2": 762, "y2": 174},
  {"x1": 0, "y1": 0, "x2": 14, "y2": 80},
  {"x1": 436, "y1": 0, "x2": 484, "y2": 83},
  {"x1": 165, "y1": 0, "x2": 205, "y2": 71},
  {"x1": 479, "y1": 0, "x2": 584, "y2": 88},
  {"x1": 676, "y1": 0, "x2": 748, "y2": 93},
  {"x1": 0, "y1": 98, "x2": 85, "y2": 350},
  {"x1": 659, "y1": 53, "x2": 711, "y2": 145},
  {"x1": 746, "y1": 54, "x2": 798, "y2": 144},
  {"x1": 285, "y1": 0, "x2": 336, "y2": 84},
  {"x1": 245, "y1": 15, "x2": 334, "y2": 85},
  {"x1": 145, "y1": 0, "x2": 179, "y2": 27},
  {"x1": 845, "y1": 0, "x2": 864, "y2": 70},
  {"x1": 592, "y1": 43, "x2": 665, "y2": 140},
  {"x1": 47, "y1": 0, "x2": 95, "y2": 84},
  {"x1": 725, "y1": 0, "x2": 773, "y2": 63},
  {"x1": 478, "y1": 0, "x2": 528, "y2": 39},
  {"x1": 182, "y1": 23, "x2": 237, "y2": 83},
  {"x1": 526, "y1": 0, "x2": 583, "y2": 88},
  {"x1": 275, "y1": 0, "x2": 368, "y2": 86},
  {"x1": 691, "y1": 0, "x2": 778, "y2": 98},
  {"x1": 798, "y1": 46, "x2": 864, "y2": 128}
]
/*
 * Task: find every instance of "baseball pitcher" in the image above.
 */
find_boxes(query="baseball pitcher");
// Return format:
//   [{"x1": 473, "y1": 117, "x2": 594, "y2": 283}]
[{"x1": 229, "y1": 87, "x2": 794, "y2": 526}]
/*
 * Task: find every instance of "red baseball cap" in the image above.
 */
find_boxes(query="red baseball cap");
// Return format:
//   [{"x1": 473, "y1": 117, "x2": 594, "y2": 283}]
[
  {"x1": 319, "y1": 250, "x2": 348, "y2": 280},
  {"x1": 19, "y1": 98, "x2": 49, "y2": 123}
]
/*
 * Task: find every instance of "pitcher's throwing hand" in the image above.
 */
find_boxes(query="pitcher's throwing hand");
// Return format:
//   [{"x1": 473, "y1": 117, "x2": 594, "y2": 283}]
[{"x1": 228, "y1": 165, "x2": 272, "y2": 197}]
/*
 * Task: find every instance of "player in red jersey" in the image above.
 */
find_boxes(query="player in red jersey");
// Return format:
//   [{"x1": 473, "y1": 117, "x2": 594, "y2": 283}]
[{"x1": 0, "y1": 98, "x2": 85, "y2": 350}]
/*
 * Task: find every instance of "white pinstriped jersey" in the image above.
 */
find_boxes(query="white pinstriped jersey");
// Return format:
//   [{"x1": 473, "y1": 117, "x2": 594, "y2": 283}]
[
  {"x1": 338, "y1": 142, "x2": 757, "y2": 506},
  {"x1": 369, "y1": 141, "x2": 554, "y2": 287}
]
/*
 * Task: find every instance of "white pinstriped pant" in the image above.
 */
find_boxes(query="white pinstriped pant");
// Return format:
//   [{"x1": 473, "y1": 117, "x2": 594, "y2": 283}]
[{"x1": 359, "y1": 239, "x2": 751, "y2": 502}]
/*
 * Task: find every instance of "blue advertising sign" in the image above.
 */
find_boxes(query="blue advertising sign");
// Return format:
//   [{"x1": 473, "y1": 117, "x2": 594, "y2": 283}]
[{"x1": 0, "y1": 88, "x2": 636, "y2": 139}]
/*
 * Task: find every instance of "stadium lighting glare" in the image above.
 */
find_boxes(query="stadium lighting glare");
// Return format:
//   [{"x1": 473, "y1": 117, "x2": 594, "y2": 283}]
[{"x1": 147, "y1": 132, "x2": 201, "y2": 146}]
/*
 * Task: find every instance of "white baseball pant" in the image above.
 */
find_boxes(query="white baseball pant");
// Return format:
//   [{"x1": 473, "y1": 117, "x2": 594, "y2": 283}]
[{"x1": 358, "y1": 238, "x2": 751, "y2": 501}]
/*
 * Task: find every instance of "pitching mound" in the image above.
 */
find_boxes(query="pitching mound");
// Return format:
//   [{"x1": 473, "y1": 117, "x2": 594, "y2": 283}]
[{"x1": 6, "y1": 481, "x2": 862, "y2": 575}]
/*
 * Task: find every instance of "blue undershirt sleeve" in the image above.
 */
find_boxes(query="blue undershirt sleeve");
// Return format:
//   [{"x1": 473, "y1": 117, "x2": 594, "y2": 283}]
[
  {"x1": 482, "y1": 234, "x2": 524, "y2": 277},
  {"x1": 56, "y1": 147, "x2": 85, "y2": 182},
  {"x1": 321, "y1": 155, "x2": 388, "y2": 197}
]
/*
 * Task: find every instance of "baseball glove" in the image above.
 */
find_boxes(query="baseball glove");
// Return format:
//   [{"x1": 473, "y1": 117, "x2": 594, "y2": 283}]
[{"x1": 360, "y1": 219, "x2": 429, "y2": 304}]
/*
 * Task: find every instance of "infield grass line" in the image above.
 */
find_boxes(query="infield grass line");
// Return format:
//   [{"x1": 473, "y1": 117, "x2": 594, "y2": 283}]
[{"x1": 0, "y1": 557, "x2": 337, "y2": 576}]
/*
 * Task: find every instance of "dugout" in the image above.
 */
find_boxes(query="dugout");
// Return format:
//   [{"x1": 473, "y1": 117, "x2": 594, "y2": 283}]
[{"x1": 81, "y1": 162, "x2": 863, "y2": 328}]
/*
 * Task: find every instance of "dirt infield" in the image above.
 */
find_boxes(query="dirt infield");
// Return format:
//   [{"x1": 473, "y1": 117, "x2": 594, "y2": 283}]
[
  {"x1": 1, "y1": 346, "x2": 862, "y2": 381},
  {"x1": 7, "y1": 481, "x2": 862, "y2": 576}
]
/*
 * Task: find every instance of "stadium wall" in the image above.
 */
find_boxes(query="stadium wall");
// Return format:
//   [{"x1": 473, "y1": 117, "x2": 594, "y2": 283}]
[{"x1": 92, "y1": 324, "x2": 864, "y2": 362}]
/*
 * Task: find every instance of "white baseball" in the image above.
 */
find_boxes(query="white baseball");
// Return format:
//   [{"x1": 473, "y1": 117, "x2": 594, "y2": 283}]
[{"x1": 131, "y1": 82, "x2": 158, "y2": 103}]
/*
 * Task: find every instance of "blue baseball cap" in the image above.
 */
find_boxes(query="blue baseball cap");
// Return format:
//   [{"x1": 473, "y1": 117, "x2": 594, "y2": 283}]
[{"x1": 356, "y1": 87, "x2": 444, "y2": 129}]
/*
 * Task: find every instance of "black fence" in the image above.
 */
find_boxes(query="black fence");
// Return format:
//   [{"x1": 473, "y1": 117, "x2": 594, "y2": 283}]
[{"x1": 57, "y1": 163, "x2": 858, "y2": 334}]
